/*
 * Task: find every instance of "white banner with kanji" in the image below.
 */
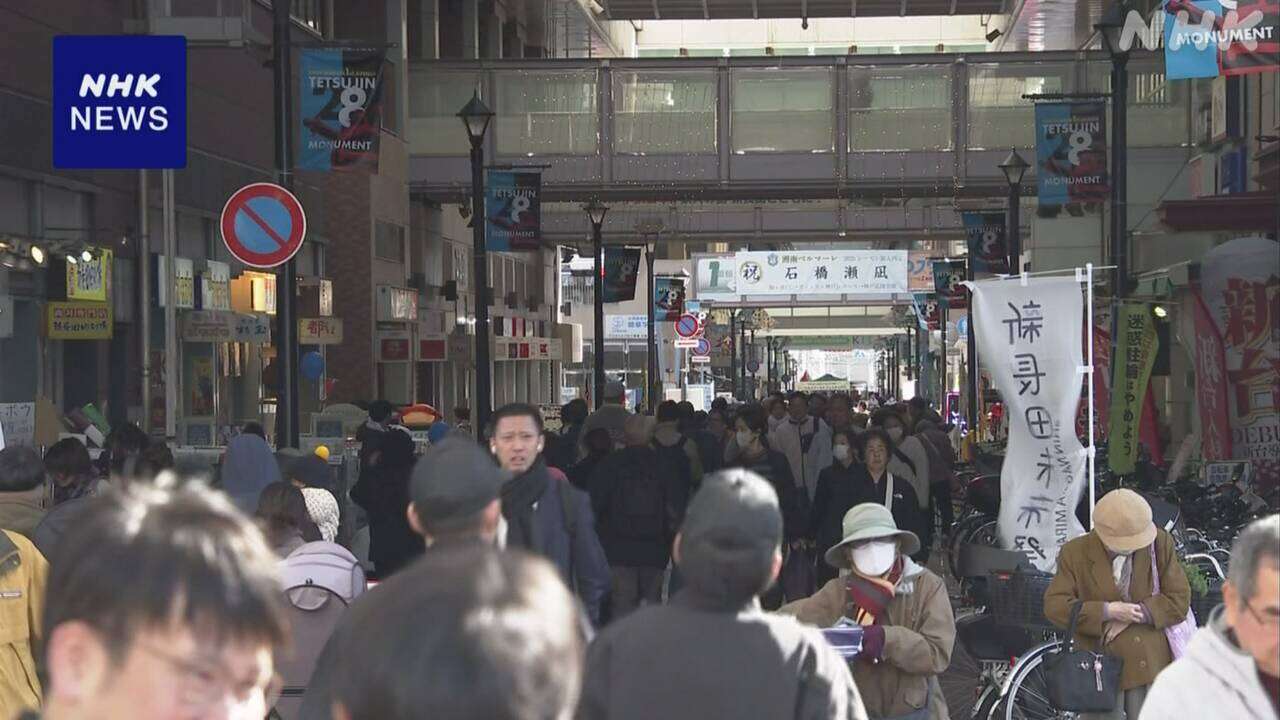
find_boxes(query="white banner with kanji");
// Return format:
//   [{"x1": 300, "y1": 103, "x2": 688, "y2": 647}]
[{"x1": 970, "y1": 276, "x2": 1088, "y2": 571}]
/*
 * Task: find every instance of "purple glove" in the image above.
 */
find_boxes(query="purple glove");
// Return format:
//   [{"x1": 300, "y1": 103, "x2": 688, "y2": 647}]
[{"x1": 861, "y1": 625, "x2": 886, "y2": 661}]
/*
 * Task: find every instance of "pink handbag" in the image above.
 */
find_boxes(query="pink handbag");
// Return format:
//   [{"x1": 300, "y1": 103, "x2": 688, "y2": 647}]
[{"x1": 1150, "y1": 544, "x2": 1197, "y2": 659}]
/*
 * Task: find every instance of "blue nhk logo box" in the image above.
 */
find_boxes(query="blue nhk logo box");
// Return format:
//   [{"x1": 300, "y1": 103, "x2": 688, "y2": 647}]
[{"x1": 53, "y1": 35, "x2": 187, "y2": 169}]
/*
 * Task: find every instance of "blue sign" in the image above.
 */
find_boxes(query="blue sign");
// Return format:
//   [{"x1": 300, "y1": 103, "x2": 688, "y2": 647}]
[
  {"x1": 52, "y1": 35, "x2": 187, "y2": 169},
  {"x1": 299, "y1": 49, "x2": 385, "y2": 171},
  {"x1": 956, "y1": 314, "x2": 970, "y2": 340},
  {"x1": 485, "y1": 171, "x2": 542, "y2": 251},
  {"x1": 1163, "y1": 0, "x2": 1223, "y2": 80}
]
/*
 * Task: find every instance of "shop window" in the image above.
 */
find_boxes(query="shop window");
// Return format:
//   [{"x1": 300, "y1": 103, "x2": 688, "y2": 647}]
[{"x1": 375, "y1": 221, "x2": 406, "y2": 262}]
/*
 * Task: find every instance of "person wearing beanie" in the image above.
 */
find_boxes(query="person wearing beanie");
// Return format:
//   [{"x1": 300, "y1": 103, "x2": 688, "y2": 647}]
[
  {"x1": 780, "y1": 502, "x2": 954, "y2": 720},
  {"x1": 577, "y1": 470, "x2": 867, "y2": 720},
  {"x1": 1044, "y1": 488, "x2": 1191, "y2": 720}
]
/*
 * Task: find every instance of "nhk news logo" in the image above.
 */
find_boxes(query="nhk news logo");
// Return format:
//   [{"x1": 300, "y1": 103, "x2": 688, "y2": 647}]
[{"x1": 53, "y1": 35, "x2": 187, "y2": 169}]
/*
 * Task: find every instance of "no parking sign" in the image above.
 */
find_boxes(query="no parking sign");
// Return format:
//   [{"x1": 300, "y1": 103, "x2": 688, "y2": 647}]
[{"x1": 220, "y1": 183, "x2": 307, "y2": 268}]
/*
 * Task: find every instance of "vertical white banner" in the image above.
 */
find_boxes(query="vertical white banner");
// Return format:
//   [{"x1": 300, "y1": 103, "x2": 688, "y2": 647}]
[{"x1": 970, "y1": 276, "x2": 1087, "y2": 571}]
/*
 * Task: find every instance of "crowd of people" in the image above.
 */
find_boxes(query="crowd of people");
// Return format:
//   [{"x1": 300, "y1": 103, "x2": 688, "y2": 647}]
[{"x1": 0, "y1": 387, "x2": 1276, "y2": 720}]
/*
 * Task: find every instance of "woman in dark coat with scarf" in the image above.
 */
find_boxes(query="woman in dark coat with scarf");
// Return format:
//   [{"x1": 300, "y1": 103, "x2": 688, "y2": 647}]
[
  {"x1": 809, "y1": 429, "x2": 865, "y2": 587},
  {"x1": 855, "y1": 428, "x2": 928, "y2": 564}
]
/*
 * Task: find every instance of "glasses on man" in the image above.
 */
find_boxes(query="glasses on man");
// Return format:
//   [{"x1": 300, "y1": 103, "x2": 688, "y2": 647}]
[
  {"x1": 137, "y1": 642, "x2": 283, "y2": 711},
  {"x1": 1244, "y1": 601, "x2": 1280, "y2": 628}
]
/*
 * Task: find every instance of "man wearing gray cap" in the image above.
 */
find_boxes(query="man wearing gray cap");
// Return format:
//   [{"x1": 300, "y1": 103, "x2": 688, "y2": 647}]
[
  {"x1": 577, "y1": 469, "x2": 867, "y2": 720},
  {"x1": 299, "y1": 437, "x2": 510, "y2": 719}
]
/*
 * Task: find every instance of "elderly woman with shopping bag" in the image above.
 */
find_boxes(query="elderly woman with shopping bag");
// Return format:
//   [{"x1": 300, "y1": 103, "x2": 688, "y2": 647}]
[
  {"x1": 779, "y1": 503, "x2": 955, "y2": 720},
  {"x1": 1043, "y1": 489, "x2": 1192, "y2": 720}
]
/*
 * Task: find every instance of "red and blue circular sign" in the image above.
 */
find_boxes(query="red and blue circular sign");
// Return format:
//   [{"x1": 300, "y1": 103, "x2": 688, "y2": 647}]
[
  {"x1": 675, "y1": 313, "x2": 702, "y2": 339},
  {"x1": 220, "y1": 183, "x2": 306, "y2": 268},
  {"x1": 694, "y1": 337, "x2": 712, "y2": 356}
]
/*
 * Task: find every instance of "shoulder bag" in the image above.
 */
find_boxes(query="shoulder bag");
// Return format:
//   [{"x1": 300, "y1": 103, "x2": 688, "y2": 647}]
[
  {"x1": 1151, "y1": 544, "x2": 1197, "y2": 659},
  {"x1": 1041, "y1": 601, "x2": 1124, "y2": 713}
]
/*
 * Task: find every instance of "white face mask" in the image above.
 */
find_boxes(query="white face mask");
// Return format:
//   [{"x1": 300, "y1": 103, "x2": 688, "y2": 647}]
[
  {"x1": 886, "y1": 427, "x2": 904, "y2": 442},
  {"x1": 850, "y1": 540, "x2": 897, "y2": 576},
  {"x1": 833, "y1": 444, "x2": 850, "y2": 462},
  {"x1": 736, "y1": 430, "x2": 756, "y2": 448}
]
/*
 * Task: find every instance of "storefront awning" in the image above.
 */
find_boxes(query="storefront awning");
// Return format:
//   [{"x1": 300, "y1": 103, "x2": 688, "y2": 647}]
[{"x1": 1157, "y1": 192, "x2": 1279, "y2": 233}]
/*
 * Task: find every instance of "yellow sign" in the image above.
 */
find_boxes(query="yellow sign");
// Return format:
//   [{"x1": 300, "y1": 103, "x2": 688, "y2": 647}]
[
  {"x1": 299, "y1": 317, "x2": 343, "y2": 345},
  {"x1": 47, "y1": 302, "x2": 113, "y2": 340},
  {"x1": 66, "y1": 248, "x2": 113, "y2": 302}
]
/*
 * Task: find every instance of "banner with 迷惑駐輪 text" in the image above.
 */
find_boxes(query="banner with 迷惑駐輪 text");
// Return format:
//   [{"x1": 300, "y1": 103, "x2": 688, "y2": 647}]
[
  {"x1": 1107, "y1": 303, "x2": 1158, "y2": 476},
  {"x1": 970, "y1": 276, "x2": 1087, "y2": 571}
]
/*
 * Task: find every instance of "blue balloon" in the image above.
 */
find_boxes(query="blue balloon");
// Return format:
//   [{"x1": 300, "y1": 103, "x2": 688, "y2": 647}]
[{"x1": 301, "y1": 351, "x2": 325, "y2": 381}]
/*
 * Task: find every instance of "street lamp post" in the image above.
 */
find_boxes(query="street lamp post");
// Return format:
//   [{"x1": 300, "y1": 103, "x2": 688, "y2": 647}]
[
  {"x1": 584, "y1": 200, "x2": 609, "y2": 409},
  {"x1": 1096, "y1": 3, "x2": 1130, "y2": 298},
  {"x1": 729, "y1": 311, "x2": 739, "y2": 399},
  {"x1": 645, "y1": 242, "x2": 656, "y2": 410},
  {"x1": 459, "y1": 92, "x2": 494, "y2": 437},
  {"x1": 1000, "y1": 148, "x2": 1030, "y2": 273}
]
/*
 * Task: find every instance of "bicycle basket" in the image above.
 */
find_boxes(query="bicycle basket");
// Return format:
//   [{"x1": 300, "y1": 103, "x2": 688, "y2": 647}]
[{"x1": 987, "y1": 570, "x2": 1056, "y2": 631}]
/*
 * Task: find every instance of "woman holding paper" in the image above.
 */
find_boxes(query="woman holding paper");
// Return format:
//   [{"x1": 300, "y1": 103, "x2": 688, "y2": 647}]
[{"x1": 780, "y1": 503, "x2": 955, "y2": 720}]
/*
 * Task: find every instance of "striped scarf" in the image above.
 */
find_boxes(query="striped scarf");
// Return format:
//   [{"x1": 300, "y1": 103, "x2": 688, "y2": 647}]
[{"x1": 844, "y1": 557, "x2": 903, "y2": 626}]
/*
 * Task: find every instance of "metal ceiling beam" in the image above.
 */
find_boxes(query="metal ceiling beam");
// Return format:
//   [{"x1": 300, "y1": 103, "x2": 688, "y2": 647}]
[
  {"x1": 752, "y1": 0, "x2": 760, "y2": 18},
  {"x1": 652, "y1": 0, "x2": 661, "y2": 18},
  {"x1": 702, "y1": 0, "x2": 710, "y2": 18},
  {"x1": 948, "y1": 0, "x2": 957, "y2": 13}
]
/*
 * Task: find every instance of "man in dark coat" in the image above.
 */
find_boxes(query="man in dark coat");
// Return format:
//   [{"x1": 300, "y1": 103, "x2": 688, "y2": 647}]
[
  {"x1": 577, "y1": 469, "x2": 868, "y2": 720},
  {"x1": 492, "y1": 403, "x2": 610, "y2": 626},
  {"x1": 351, "y1": 425, "x2": 423, "y2": 578}
]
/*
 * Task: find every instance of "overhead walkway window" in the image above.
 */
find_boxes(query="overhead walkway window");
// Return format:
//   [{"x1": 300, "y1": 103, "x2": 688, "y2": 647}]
[
  {"x1": 613, "y1": 71, "x2": 717, "y2": 154},
  {"x1": 496, "y1": 70, "x2": 599, "y2": 155},
  {"x1": 1085, "y1": 58, "x2": 1190, "y2": 148},
  {"x1": 967, "y1": 63, "x2": 1067, "y2": 149},
  {"x1": 731, "y1": 69, "x2": 834, "y2": 153},
  {"x1": 408, "y1": 70, "x2": 481, "y2": 155},
  {"x1": 849, "y1": 65, "x2": 952, "y2": 152}
]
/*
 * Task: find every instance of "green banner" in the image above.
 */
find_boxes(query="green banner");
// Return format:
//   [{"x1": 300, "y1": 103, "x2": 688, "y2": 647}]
[{"x1": 1107, "y1": 303, "x2": 1158, "y2": 475}]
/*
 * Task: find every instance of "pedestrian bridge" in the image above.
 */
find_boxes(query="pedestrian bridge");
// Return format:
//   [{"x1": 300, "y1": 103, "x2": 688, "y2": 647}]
[{"x1": 407, "y1": 49, "x2": 1190, "y2": 224}]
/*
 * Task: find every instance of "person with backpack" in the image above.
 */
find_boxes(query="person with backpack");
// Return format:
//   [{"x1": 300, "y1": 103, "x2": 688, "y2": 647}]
[
  {"x1": 577, "y1": 470, "x2": 868, "y2": 720},
  {"x1": 653, "y1": 401, "x2": 703, "y2": 493},
  {"x1": 589, "y1": 415, "x2": 686, "y2": 620},
  {"x1": 492, "y1": 403, "x2": 611, "y2": 626},
  {"x1": 914, "y1": 417, "x2": 957, "y2": 537}
]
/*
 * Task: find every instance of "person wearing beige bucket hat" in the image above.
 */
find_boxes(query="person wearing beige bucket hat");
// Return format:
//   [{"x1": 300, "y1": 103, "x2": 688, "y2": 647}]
[
  {"x1": 1044, "y1": 488, "x2": 1191, "y2": 720},
  {"x1": 781, "y1": 503, "x2": 955, "y2": 720}
]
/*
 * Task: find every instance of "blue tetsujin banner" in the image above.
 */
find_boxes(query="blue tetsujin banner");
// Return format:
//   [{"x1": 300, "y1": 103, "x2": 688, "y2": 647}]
[{"x1": 485, "y1": 171, "x2": 542, "y2": 251}]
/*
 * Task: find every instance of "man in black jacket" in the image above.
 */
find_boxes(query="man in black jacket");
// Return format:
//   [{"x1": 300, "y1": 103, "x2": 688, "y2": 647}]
[{"x1": 577, "y1": 470, "x2": 868, "y2": 720}]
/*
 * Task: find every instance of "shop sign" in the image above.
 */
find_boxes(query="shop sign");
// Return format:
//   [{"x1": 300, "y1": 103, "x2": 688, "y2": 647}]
[
  {"x1": 158, "y1": 256, "x2": 195, "y2": 308},
  {"x1": 606, "y1": 314, "x2": 648, "y2": 339},
  {"x1": 379, "y1": 336, "x2": 411, "y2": 362},
  {"x1": 419, "y1": 310, "x2": 445, "y2": 336},
  {"x1": 907, "y1": 251, "x2": 935, "y2": 292},
  {"x1": 376, "y1": 285, "x2": 418, "y2": 322},
  {"x1": 692, "y1": 253, "x2": 738, "y2": 302},
  {"x1": 735, "y1": 250, "x2": 908, "y2": 296},
  {"x1": 299, "y1": 317, "x2": 343, "y2": 345},
  {"x1": 234, "y1": 313, "x2": 271, "y2": 344},
  {"x1": 183, "y1": 310, "x2": 236, "y2": 343},
  {"x1": 0, "y1": 402, "x2": 35, "y2": 448},
  {"x1": 47, "y1": 301, "x2": 113, "y2": 339},
  {"x1": 1199, "y1": 236, "x2": 1279, "y2": 490},
  {"x1": 67, "y1": 248, "x2": 113, "y2": 302},
  {"x1": 1202, "y1": 460, "x2": 1251, "y2": 487},
  {"x1": 418, "y1": 336, "x2": 447, "y2": 361},
  {"x1": 970, "y1": 276, "x2": 1088, "y2": 571},
  {"x1": 252, "y1": 273, "x2": 276, "y2": 314},
  {"x1": 1191, "y1": 292, "x2": 1232, "y2": 461},
  {"x1": 318, "y1": 279, "x2": 333, "y2": 316},
  {"x1": 202, "y1": 260, "x2": 231, "y2": 311},
  {"x1": 963, "y1": 212, "x2": 1010, "y2": 275}
]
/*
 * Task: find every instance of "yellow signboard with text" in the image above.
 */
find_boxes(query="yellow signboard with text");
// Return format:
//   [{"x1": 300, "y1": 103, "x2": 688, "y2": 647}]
[{"x1": 47, "y1": 302, "x2": 113, "y2": 340}]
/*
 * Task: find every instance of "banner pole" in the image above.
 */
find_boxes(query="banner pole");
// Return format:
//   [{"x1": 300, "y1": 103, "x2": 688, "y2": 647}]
[{"x1": 1085, "y1": 262, "x2": 1097, "y2": 528}]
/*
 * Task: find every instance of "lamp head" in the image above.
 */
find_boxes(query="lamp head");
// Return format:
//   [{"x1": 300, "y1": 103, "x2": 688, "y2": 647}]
[
  {"x1": 457, "y1": 92, "x2": 494, "y2": 146},
  {"x1": 999, "y1": 148, "x2": 1030, "y2": 187}
]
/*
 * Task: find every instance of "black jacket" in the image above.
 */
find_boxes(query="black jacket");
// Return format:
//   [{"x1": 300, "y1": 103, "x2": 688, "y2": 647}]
[
  {"x1": 726, "y1": 447, "x2": 801, "y2": 541},
  {"x1": 855, "y1": 466, "x2": 928, "y2": 562},
  {"x1": 588, "y1": 446, "x2": 686, "y2": 568},
  {"x1": 808, "y1": 461, "x2": 864, "y2": 578},
  {"x1": 350, "y1": 428, "x2": 423, "y2": 578}
]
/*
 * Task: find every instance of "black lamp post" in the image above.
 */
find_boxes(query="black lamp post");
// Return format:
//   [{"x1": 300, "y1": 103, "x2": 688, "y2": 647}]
[
  {"x1": 645, "y1": 243, "x2": 657, "y2": 410},
  {"x1": 1096, "y1": 2, "x2": 1130, "y2": 298},
  {"x1": 458, "y1": 92, "x2": 494, "y2": 438},
  {"x1": 999, "y1": 148, "x2": 1030, "y2": 273},
  {"x1": 584, "y1": 200, "x2": 609, "y2": 409}
]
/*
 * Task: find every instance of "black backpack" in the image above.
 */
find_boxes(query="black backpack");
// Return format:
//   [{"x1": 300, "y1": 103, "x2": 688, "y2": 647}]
[{"x1": 608, "y1": 450, "x2": 667, "y2": 542}]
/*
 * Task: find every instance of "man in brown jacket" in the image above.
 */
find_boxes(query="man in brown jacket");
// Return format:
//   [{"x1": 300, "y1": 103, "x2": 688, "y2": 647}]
[
  {"x1": 1044, "y1": 489, "x2": 1191, "y2": 720},
  {"x1": 781, "y1": 503, "x2": 955, "y2": 720}
]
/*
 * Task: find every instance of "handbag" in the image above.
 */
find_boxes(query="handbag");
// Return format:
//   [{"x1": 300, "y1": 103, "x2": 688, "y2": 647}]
[
  {"x1": 781, "y1": 542, "x2": 817, "y2": 601},
  {"x1": 1041, "y1": 601, "x2": 1125, "y2": 712},
  {"x1": 1150, "y1": 544, "x2": 1197, "y2": 659}
]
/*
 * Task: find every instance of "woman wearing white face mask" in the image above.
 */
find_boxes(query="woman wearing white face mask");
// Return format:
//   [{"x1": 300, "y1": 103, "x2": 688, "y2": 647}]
[
  {"x1": 870, "y1": 410, "x2": 931, "y2": 547},
  {"x1": 781, "y1": 503, "x2": 955, "y2": 720},
  {"x1": 809, "y1": 429, "x2": 866, "y2": 587},
  {"x1": 855, "y1": 429, "x2": 927, "y2": 564}
]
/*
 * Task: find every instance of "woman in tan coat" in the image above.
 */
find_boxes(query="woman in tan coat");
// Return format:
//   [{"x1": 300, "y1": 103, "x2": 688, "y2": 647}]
[
  {"x1": 780, "y1": 503, "x2": 955, "y2": 720},
  {"x1": 1044, "y1": 488, "x2": 1191, "y2": 720}
]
